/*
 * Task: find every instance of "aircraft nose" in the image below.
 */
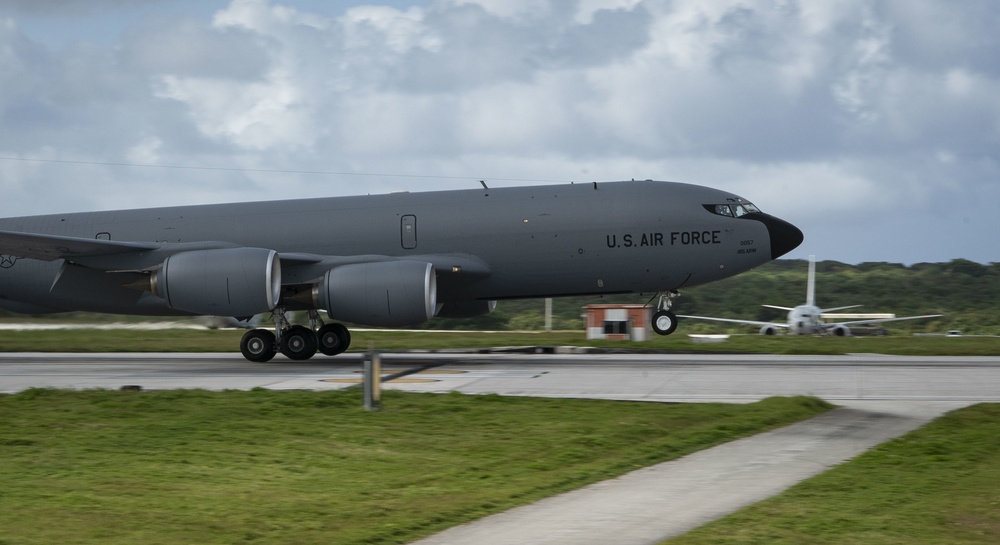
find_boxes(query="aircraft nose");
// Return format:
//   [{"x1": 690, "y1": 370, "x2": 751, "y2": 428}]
[{"x1": 747, "y1": 213, "x2": 804, "y2": 259}]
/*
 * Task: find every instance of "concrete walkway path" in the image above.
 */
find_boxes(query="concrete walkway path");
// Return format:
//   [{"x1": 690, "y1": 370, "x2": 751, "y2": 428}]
[{"x1": 411, "y1": 401, "x2": 963, "y2": 545}]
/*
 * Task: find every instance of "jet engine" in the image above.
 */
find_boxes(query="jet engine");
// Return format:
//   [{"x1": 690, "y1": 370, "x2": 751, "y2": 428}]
[
  {"x1": 435, "y1": 300, "x2": 497, "y2": 318},
  {"x1": 151, "y1": 248, "x2": 280, "y2": 317},
  {"x1": 831, "y1": 324, "x2": 852, "y2": 337},
  {"x1": 315, "y1": 260, "x2": 436, "y2": 327},
  {"x1": 759, "y1": 325, "x2": 778, "y2": 335}
]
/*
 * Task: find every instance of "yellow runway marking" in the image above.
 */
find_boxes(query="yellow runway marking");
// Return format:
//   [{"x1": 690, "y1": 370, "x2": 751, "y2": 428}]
[
  {"x1": 322, "y1": 378, "x2": 439, "y2": 384},
  {"x1": 351, "y1": 369, "x2": 467, "y2": 375}
]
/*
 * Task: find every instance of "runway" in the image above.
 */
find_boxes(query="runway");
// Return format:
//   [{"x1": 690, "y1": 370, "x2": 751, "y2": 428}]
[
  {"x1": 3, "y1": 351, "x2": 999, "y2": 403},
  {"x1": 2, "y1": 351, "x2": 999, "y2": 544}
]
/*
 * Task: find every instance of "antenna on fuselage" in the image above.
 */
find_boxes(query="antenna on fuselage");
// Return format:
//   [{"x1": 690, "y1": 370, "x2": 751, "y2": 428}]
[{"x1": 480, "y1": 180, "x2": 488, "y2": 189}]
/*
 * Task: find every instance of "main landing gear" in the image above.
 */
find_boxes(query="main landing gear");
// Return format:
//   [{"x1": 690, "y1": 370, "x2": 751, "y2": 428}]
[
  {"x1": 239, "y1": 309, "x2": 352, "y2": 362},
  {"x1": 651, "y1": 290, "x2": 679, "y2": 336}
]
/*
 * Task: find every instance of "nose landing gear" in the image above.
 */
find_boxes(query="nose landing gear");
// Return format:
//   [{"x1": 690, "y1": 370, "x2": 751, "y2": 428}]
[{"x1": 651, "y1": 290, "x2": 679, "y2": 336}]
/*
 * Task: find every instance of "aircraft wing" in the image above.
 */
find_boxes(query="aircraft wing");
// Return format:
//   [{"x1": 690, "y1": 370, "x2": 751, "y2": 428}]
[
  {"x1": 0, "y1": 229, "x2": 159, "y2": 261},
  {"x1": 677, "y1": 315, "x2": 788, "y2": 328},
  {"x1": 0, "y1": 229, "x2": 492, "y2": 288},
  {"x1": 820, "y1": 305, "x2": 863, "y2": 313},
  {"x1": 278, "y1": 251, "x2": 490, "y2": 275},
  {"x1": 818, "y1": 314, "x2": 944, "y2": 329}
]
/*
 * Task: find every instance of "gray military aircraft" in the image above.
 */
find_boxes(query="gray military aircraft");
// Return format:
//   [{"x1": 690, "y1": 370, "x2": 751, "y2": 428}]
[
  {"x1": 679, "y1": 255, "x2": 941, "y2": 335},
  {"x1": 0, "y1": 180, "x2": 802, "y2": 360}
]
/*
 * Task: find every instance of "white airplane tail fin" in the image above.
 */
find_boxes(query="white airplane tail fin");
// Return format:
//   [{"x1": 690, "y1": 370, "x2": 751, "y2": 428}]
[{"x1": 805, "y1": 255, "x2": 816, "y2": 307}]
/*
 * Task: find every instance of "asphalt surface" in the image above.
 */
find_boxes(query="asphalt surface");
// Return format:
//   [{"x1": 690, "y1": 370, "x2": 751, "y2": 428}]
[{"x1": 2, "y1": 351, "x2": 998, "y2": 544}]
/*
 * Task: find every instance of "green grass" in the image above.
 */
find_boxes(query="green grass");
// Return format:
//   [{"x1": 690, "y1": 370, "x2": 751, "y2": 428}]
[
  {"x1": 664, "y1": 403, "x2": 1000, "y2": 545},
  {"x1": 0, "y1": 390, "x2": 830, "y2": 545},
  {"x1": 0, "y1": 327, "x2": 997, "y2": 355}
]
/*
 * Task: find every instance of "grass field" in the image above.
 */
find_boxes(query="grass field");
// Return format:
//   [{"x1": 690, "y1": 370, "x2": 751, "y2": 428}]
[
  {"x1": 2, "y1": 325, "x2": 997, "y2": 543},
  {"x1": 0, "y1": 390, "x2": 830, "y2": 545},
  {"x1": 663, "y1": 403, "x2": 1000, "y2": 545},
  {"x1": 0, "y1": 327, "x2": 997, "y2": 355}
]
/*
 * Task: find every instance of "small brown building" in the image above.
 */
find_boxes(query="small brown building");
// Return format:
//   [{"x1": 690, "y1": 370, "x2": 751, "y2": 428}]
[{"x1": 584, "y1": 304, "x2": 652, "y2": 341}]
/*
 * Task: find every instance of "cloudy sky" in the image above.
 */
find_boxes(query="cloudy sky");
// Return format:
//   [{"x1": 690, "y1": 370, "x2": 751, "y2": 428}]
[{"x1": 1, "y1": 0, "x2": 997, "y2": 265}]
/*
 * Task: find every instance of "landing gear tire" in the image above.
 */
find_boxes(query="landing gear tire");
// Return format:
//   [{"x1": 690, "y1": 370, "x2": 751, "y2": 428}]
[
  {"x1": 317, "y1": 323, "x2": 351, "y2": 356},
  {"x1": 280, "y1": 325, "x2": 318, "y2": 360},
  {"x1": 652, "y1": 310, "x2": 678, "y2": 336},
  {"x1": 241, "y1": 329, "x2": 277, "y2": 362}
]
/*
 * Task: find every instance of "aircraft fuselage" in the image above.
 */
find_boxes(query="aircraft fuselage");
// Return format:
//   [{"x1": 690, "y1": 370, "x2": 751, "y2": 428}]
[
  {"x1": 0, "y1": 180, "x2": 803, "y2": 359},
  {"x1": 0, "y1": 181, "x2": 799, "y2": 316}
]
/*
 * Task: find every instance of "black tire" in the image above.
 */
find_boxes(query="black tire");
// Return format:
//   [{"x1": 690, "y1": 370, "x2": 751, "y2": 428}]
[
  {"x1": 240, "y1": 329, "x2": 276, "y2": 362},
  {"x1": 651, "y1": 310, "x2": 678, "y2": 336},
  {"x1": 280, "y1": 325, "x2": 318, "y2": 360},
  {"x1": 317, "y1": 323, "x2": 351, "y2": 356}
]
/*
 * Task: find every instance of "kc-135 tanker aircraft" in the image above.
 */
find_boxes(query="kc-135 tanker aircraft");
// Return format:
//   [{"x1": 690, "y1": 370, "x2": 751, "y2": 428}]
[{"x1": 0, "y1": 180, "x2": 802, "y2": 361}]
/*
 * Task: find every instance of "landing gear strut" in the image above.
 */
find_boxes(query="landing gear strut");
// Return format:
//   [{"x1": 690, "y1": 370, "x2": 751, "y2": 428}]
[
  {"x1": 651, "y1": 290, "x2": 679, "y2": 336},
  {"x1": 238, "y1": 308, "x2": 352, "y2": 362}
]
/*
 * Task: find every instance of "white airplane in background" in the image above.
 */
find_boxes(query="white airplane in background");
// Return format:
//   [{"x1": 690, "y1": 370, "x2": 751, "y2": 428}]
[{"x1": 679, "y1": 256, "x2": 942, "y2": 336}]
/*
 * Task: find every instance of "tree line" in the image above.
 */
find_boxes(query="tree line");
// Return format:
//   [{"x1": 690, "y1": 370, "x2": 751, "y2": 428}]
[
  {"x1": 429, "y1": 258, "x2": 1000, "y2": 335},
  {"x1": 2, "y1": 258, "x2": 996, "y2": 335}
]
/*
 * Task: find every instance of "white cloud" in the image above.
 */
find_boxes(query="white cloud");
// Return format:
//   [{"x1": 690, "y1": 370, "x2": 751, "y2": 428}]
[
  {"x1": 444, "y1": 0, "x2": 550, "y2": 20},
  {"x1": 0, "y1": 0, "x2": 998, "y2": 264},
  {"x1": 340, "y1": 5, "x2": 440, "y2": 54},
  {"x1": 573, "y1": 0, "x2": 642, "y2": 24}
]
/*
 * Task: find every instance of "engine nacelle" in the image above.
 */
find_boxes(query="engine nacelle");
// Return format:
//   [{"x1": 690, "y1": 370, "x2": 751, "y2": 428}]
[
  {"x1": 316, "y1": 260, "x2": 436, "y2": 327},
  {"x1": 759, "y1": 325, "x2": 778, "y2": 335},
  {"x1": 831, "y1": 324, "x2": 852, "y2": 337},
  {"x1": 152, "y1": 248, "x2": 280, "y2": 317},
  {"x1": 435, "y1": 300, "x2": 497, "y2": 318}
]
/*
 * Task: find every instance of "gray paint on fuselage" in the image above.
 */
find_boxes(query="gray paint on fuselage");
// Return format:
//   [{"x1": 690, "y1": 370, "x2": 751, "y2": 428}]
[{"x1": 0, "y1": 181, "x2": 789, "y2": 315}]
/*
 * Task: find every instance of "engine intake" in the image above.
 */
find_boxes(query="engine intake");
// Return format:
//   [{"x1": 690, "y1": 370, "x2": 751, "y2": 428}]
[
  {"x1": 316, "y1": 260, "x2": 436, "y2": 327},
  {"x1": 831, "y1": 325, "x2": 852, "y2": 337},
  {"x1": 151, "y1": 248, "x2": 280, "y2": 317}
]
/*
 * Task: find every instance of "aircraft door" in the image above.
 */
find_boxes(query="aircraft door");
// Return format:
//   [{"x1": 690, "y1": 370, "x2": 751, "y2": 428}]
[{"x1": 401, "y1": 215, "x2": 417, "y2": 249}]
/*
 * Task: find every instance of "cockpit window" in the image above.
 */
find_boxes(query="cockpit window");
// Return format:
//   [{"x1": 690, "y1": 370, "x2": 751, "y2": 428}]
[
  {"x1": 713, "y1": 204, "x2": 734, "y2": 217},
  {"x1": 704, "y1": 200, "x2": 762, "y2": 218}
]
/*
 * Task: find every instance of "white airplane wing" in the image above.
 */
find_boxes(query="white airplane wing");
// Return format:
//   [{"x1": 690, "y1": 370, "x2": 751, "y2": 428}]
[
  {"x1": 817, "y1": 314, "x2": 944, "y2": 330},
  {"x1": 677, "y1": 315, "x2": 789, "y2": 328},
  {"x1": 820, "y1": 305, "x2": 863, "y2": 313}
]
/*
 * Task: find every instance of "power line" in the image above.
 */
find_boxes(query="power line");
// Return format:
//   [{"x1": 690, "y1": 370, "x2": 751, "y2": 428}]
[{"x1": 0, "y1": 155, "x2": 576, "y2": 184}]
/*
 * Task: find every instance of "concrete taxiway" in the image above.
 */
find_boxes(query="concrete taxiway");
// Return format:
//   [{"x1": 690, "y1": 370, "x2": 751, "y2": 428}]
[{"x1": 2, "y1": 351, "x2": 998, "y2": 544}]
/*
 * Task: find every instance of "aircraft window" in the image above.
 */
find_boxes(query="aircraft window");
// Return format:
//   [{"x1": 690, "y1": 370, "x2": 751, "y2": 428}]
[
  {"x1": 704, "y1": 202, "x2": 761, "y2": 217},
  {"x1": 714, "y1": 204, "x2": 734, "y2": 217}
]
